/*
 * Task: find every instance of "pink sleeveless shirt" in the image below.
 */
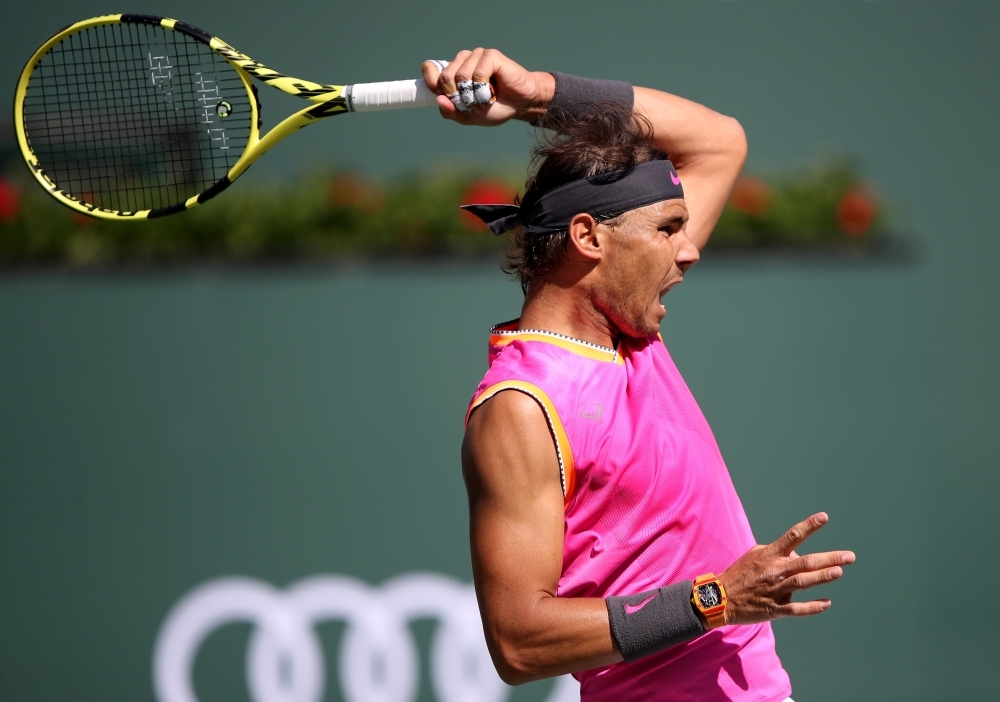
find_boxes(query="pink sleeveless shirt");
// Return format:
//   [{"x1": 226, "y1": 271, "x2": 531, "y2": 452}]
[{"x1": 466, "y1": 321, "x2": 792, "y2": 702}]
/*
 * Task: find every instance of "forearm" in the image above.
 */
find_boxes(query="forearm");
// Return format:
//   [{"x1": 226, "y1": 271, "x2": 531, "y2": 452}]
[
  {"x1": 481, "y1": 592, "x2": 621, "y2": 684},
  {"x1": 632, "y1": 86, "x2": 747, "y2": 248},
  {"x1": 632, "y1": 87, "x2": 745, "y2": 170},
  {"x1": 483, "y1": 581, "x2": 709, "y2": 683},
  {"x1": 471, "y1": 501, "x2": 621, "y2": 683},
  {"x1": 526, "y1": 73, "x2": 746, "y2": 248}
]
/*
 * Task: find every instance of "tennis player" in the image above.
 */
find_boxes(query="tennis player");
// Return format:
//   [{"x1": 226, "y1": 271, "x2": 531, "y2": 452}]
[{"x1": 422, "y1": 51, "x2": 855, "y2": 702}]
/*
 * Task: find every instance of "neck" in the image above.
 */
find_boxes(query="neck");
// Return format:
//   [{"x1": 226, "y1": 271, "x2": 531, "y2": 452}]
[{"x1": 518, "y1": 279, "x2": 619, "y2": 349}]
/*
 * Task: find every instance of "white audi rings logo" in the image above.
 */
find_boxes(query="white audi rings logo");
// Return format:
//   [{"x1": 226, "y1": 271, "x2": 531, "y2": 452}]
[{"x1": 153, "y1": 572, "x2": 579, "y2": 702}]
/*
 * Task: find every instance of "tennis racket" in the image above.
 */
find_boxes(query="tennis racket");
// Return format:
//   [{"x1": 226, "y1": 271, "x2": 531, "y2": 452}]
[{"x1": 14, "y1": 14, "x2": 448, "y2": 220}]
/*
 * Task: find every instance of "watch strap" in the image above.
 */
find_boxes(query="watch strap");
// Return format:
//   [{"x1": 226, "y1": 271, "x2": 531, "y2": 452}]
[{"x1": 703, "y1": 606, "x2": 727, "y2": 629}]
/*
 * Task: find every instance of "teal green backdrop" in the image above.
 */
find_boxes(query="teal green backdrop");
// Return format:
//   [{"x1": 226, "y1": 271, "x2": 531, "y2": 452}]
[{"x1": 3, "y1": 2, "x2": 999, "y2": 701}]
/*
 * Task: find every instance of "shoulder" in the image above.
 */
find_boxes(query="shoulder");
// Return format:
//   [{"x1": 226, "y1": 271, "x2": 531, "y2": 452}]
[
  {"x1": 463, "y1": 388, "x2": 560, "y2": 488},
  {"x1": 462, "y1": 389, "x2": 557, "y2": 467},
  {"x1": 466, "y1": 388, "x2": 550, "y2": 449},
  {"x1": 462, "y1": 387, "x2": 566, "y2": 506}
]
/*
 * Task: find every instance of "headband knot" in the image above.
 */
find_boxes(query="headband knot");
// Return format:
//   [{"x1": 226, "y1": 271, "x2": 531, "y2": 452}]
[{"x1": 462, "y1": 159, "x2": 684, "y2": 236}]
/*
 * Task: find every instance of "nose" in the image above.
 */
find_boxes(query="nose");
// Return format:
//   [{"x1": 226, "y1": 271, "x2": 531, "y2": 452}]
[{"x1": 675, "y1": 230, "x2": 700, "y2": 272}]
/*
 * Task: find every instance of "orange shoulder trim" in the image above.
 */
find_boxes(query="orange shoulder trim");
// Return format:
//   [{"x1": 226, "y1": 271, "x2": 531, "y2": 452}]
[{"x1": 465, "y1": 380, "x2": 576, "y2": 505}]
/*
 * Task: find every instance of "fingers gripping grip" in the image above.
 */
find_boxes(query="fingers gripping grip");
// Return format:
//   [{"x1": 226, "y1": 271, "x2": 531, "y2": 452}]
[
  {"x1": 345, "y1": 79, "x2": 438, "y2": 112},
  {"x1": 453, "y1": 80, "x2": 495, "y2": 113},
  {"x1": 342, "y1": 60, "x2": 494, "y2": 113}
]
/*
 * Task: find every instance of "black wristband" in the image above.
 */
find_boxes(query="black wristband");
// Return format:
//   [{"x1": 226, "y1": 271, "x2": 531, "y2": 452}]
[
  {"x1": 606, "y1": 581, "x2": 706, "y2": 663},
  {"x1": 547, "y1": 72, "x2": 634, "y2": 119}
]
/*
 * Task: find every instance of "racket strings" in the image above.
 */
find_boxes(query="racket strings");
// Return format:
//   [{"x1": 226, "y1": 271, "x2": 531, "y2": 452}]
[{"x1": 22, "y1": 22, "x2": 252, "y2": 213}]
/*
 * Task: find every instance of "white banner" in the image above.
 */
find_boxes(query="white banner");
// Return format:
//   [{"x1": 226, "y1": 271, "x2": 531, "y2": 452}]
[{"x1": 153, "y1": 572, "x2": 580, "y2": 702}]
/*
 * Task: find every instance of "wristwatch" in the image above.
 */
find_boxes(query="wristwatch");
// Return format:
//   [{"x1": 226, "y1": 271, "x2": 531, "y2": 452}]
[{"x1": 692, "y1": 573, "x2": 728, "y2": 629}]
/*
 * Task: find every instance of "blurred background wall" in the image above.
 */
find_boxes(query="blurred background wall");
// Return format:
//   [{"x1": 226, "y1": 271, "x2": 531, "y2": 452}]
[{"x1": 2, "y1": 1, "x2": 998, "y2": 701}]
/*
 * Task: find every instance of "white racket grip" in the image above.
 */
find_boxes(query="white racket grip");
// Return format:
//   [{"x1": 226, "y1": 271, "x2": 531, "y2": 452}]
[{"x1": 346, "y1": 79, "x2": 439, "y2": 112}]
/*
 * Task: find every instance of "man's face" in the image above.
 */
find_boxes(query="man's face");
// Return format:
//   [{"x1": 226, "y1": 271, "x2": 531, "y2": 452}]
[{"x1": 592, "y1": 199, "x2": 698, "y2": 338}]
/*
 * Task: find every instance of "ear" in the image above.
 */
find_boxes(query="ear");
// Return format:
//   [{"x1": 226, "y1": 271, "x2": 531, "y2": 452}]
[{"x1": 566, "y1": 213, "x2": 603, "y2": 262}]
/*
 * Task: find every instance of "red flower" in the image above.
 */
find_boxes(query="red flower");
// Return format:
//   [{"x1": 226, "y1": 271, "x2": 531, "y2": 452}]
[
  {"x1": 836, "y1": 188, "x2": 877, "y2": 237},
  {"x1": 460, "y1": 179, "x2": 517, "y2": 231},
  {"x1": 0, "y1": 178, "x2": 21, "y2": 223},
  {"x1": 327, "y1": 172, "x2": 384, "y2": 213},
  {"x1": 728, "y1": 176, "x2": 771, "y2": 216}
]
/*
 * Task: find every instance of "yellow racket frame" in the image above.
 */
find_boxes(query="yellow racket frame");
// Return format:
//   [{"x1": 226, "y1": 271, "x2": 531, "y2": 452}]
[{"x1": 14, "y1": 14, "x2": 353, "y2": 220}]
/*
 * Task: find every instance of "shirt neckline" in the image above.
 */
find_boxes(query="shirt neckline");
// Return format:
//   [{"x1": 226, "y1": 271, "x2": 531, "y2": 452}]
[{"x1": 489, "y1": 319, "x2": 624, "y2": 364}]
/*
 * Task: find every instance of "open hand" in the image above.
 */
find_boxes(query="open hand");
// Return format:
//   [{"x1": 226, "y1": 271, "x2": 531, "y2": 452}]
[
  {"x1": 720, "y1": 513, "x2": 855, "y2": 625},
  {"x1": 421, "y1": 49, "x2": 554, "y2": 126}
]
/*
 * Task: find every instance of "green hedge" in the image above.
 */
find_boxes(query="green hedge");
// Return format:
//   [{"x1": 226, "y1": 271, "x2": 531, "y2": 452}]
[{"x1": 0, "y1": 159, "x2": 888, "y2": 266}]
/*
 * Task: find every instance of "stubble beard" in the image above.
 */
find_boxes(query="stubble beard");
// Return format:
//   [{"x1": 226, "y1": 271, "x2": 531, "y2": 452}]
[
  {"x1": 599, "y1": 292, "x2": 660, "y2": 340},
  {"x1": 594, "y1": 222, "x2": 671, "y2": 340},
  {"x1": 595, "y1": 260, "x2": 662, "y2": 340}
]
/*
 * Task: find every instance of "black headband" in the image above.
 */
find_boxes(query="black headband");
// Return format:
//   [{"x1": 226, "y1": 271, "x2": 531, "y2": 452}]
[{"x1": 462, "y1": 159, "x2": 684, "y2": 236}]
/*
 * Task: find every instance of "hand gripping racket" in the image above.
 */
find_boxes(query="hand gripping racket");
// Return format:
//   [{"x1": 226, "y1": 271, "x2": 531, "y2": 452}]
[{"x1": 14, "y1": 14, "x2": 446, "y2": 220}]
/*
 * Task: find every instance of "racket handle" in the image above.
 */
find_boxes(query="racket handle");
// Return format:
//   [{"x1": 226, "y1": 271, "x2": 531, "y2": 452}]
[{"x1": 345, "y1": 79, "x2": 439, "y2": 112}]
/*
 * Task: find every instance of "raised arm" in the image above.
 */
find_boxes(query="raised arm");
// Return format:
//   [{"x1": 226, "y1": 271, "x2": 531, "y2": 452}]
[
  {"x1": 422, "y1": 49, "x2": 747, "y2": 249},
  {"x1": 632, "y1": 87, "x2": 746, "y2": 249}
]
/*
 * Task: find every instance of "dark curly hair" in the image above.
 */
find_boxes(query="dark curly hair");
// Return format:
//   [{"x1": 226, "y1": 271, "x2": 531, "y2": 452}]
[{"x1": 503, "y1": 102, "x2": 668, "y2": 293}]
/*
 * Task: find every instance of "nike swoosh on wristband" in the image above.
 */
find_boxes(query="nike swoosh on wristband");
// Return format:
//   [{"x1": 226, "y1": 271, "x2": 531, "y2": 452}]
[
  {"x1": 624, "y1": 593, "x2": 658, "y2": 615},
  {"x1": 670, "y1": 170, "x2": 681, "y2": 186}
]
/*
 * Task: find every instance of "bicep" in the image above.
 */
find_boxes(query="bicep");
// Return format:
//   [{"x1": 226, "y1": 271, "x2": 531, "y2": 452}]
[
  {"x1": 462, "y1": 390, "x2": 623, "y2": 681},
  {"x1": 462, "y1": 389, "x2": 566, "y2": 629}
]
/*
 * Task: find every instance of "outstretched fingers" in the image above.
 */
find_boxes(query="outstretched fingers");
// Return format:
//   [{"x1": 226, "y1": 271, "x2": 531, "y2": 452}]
[
  {"x1": 769, "y1": 513, "x2": 829, "y2": 557},
  {"x1": 776, "y1": 548, "x2": 855, "y2": 597},
  {"x1": 782, "y1": 550, "x2": 856, "y2": 577},
  {"x1": 776, "y1": 566, "x2": 844, "y2": 594},
  {"x1": 722, "y1": 512, "x2": 854, "y2": 625},
  {"x1": 775, "y1": 599, "x2": 832, "y2": 618}
]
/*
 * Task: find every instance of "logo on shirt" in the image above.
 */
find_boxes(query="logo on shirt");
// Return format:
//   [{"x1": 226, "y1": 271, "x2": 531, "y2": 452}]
[{"x1": 580, "y1": 404, "x2": 603, "y2": 423}]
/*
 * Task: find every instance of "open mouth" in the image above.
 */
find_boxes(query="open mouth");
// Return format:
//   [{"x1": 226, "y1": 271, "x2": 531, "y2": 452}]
[{"x1": 659, "y1": 277, "x2": 682, "y2": 297}]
